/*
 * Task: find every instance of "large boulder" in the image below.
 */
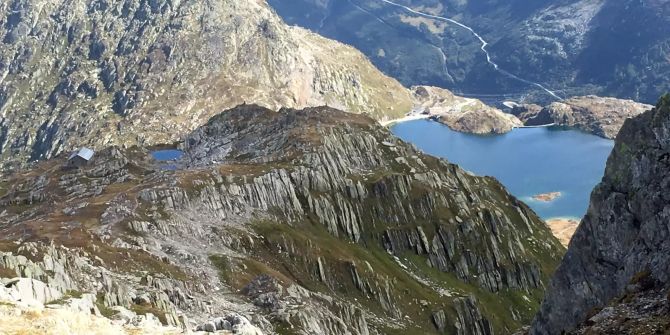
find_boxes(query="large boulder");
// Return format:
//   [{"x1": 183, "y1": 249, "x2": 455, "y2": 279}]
[{"x1": 3, "y1": 278, "x2": 63, "y2": 306}]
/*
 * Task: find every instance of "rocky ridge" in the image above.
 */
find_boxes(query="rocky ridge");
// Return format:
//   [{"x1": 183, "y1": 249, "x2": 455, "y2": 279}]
[
  {"x1": 512, "y1": 96, "x2": 653, "y2": 139},
  {"x1": 530, "y1": 94, "x2": 670, "y2": 334},
  {"x1": 0, "y1": 104, "x2": 565, "y2": 334},
  {"x1": 0, "y1": 0, "x2": 413, "y2": 171}
]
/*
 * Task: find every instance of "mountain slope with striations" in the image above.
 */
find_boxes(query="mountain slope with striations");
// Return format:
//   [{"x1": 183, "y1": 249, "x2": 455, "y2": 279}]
[
  {"x1": 0, "y1": 0, "x2": 414, "y2": 171},
  {"x1": 530, "y1": 95, "x2": 670, "y2": 334},
  {"x1": 0, "y1": 104, "x2": 565, "y2": 334},
  {"x1": 269, "y1": 0, "x2": 670, "y2": 103}
]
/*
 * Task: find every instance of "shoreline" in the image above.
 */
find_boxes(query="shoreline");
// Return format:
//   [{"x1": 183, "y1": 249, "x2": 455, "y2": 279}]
[
  {"x1": 514, "y1": 123, "x2": 556, "y2": 129},
  {"x1": 382, "y1": 113, "x2": 558, "y2": 131},
  {"x1": 380, "y1": 113, "x2": 431, "y2": 127}
]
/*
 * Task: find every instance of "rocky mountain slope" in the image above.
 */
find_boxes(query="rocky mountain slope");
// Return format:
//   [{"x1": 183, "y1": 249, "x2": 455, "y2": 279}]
[
  {"x1": 0, "y1": 105, "x2": 565, "y2": 334},
  {"x1": 269, "y1": 0, "x2": 670, "y2": 103},
  {"x1": 512, "y1": 96, "x2": 653, "y2": 139},
  {"x1": 530, "y1": 94, "x2": 670, "y2": 334},
  {"x1": 0, "y1": 0, "x2": 414, "y2": 171},
  {"x1": 0, "y1": 281, "x2": 187, "y2": 335},
  {"x1": 412, "y1": 86, "x2": 522, "y2": 134}
]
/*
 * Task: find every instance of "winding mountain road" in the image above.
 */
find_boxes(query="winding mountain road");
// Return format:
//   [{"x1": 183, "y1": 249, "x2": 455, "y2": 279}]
[
  {"x1": 347, "y1": 0, "x2": 455, "y2": 83},
  {"x1": 347, "y1": 0, "x2": 394, "y2": 28},
  {"x1": 375, "y1": 0, "x2": 563, "y2": 100}
]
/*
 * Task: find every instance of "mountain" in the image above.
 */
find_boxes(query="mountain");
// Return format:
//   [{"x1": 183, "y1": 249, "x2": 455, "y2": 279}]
[
  {"x1": 530, "y1": 95, "x2": 670, "y2": 334},
  {"x1": 0, "y1": 0, "x2": 413, "y2": 171},
  {"x1": 0, "y1": 104, "x2": 565, "y2": 334},
  {"x1": 268, "y1": 0, "x2": 670, "y2": 104},
  {"x1": 0, "y1": 0, "x2": 534, "y2": 173}
]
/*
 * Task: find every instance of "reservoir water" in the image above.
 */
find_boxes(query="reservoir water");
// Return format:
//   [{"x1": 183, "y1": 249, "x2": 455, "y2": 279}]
[
  {"x1": 151, "y1": 149, "x2": 184, "y2": 170},
  {"x1": 392, "y1": 120, "x2": 615, "y2": 219},
  {"x1": 151, "y1": 149, "x2": 184, "y2": 161}
]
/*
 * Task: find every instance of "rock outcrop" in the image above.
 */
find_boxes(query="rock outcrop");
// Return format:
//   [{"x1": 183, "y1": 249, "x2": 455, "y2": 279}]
[
  {"x1": 0, "y1": 277, "x2": 188, "y2": 334},
  {"x1": 411, "y1": 86, "x2": 523, "y2": 134},
  {"x1": 1, "y1": 104, "x2": 565, "y2": 334},
  {"x1": 518, "y1": 96, "x2": 653, "y2": 139},
  {"x1": 0, "y1": 0, "x2": 412, "y2": 171},
  {"x1": 530, "y1": 94, "x2": 670, "y2": 334}
]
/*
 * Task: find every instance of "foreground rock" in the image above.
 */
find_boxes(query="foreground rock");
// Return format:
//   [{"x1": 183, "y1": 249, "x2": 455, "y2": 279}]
[
  {"x1": 1, "y1": 105, "x2": 564, "y2": 334},
  {"x1": 0, "y1": 0, "x2": 412, "y2": 171},
  {"x1": 0, "y1": 278, "x2": 184, "y2": 335},
  {"x1": 411, "y1": 86, "x2": 523, "y2": 134},
  {"x1": 531, "y1": 95, "x2": 670, "y2": 334},
  {"x1": 517, "y1": 96, "x2": 653, "y2": 139}
]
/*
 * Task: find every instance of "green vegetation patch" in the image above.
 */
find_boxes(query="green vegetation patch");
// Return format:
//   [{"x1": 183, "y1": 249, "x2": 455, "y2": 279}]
[
  {"x1": 95, "y1": 293, "x2": 118, "y2": 319},
  {"x1": 131, "y1": 302, "x2": 168, "y2": 325},
  {"x1": 0, "y1": 180, "x2": 9, "y2": 197},
  {"x1": 251, "y1": 219, "x2": 450, "y2": 333},
  {"x1": 209, "y1": 255, "x2": 232, "y2": 285},
  {"x1": 248, "y1": 201, "x2": 562, "y2": 335},
  {"x1": 209, "y1": 253, "x2": 293, "y2": 291}
]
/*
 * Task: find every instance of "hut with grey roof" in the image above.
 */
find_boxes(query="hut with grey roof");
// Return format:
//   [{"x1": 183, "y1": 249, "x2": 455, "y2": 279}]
[{"x1": 68, "y1": 147, "x2": 95, "y2": 168}]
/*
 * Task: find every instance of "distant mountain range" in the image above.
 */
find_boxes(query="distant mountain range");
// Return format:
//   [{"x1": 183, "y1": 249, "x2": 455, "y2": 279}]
[{"x1": 269, "y1": 0, "x2": 670, "y2": 104}]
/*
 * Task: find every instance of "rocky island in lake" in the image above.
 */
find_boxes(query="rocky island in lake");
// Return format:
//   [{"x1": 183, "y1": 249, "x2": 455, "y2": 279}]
[{"x1": 531, "y1": 192, "x2": 563, "y2": 202}]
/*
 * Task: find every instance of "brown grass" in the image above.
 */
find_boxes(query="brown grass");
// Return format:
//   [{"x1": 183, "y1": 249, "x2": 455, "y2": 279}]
[
  {"x1": 0, "y1": 266, "x2": 16, "y2": 278},
  {"x1": 210, "y1": 254, "x2": 292, "y2": 291}
]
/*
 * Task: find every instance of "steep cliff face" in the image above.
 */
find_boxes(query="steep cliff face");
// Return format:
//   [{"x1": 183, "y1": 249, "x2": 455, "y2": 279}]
[
  {"x1": 0, "y1": 105, "x2": 564, "y2": 334},
  {"x1": 531, "y1": 95, "x2": 670, "y2": 334},
  {"x1": 0, "y1": 0, "x2": 412, "y2": 171}
]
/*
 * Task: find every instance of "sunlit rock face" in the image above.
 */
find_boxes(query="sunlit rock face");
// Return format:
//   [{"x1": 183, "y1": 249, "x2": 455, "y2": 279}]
[{"x1": 0, "y1": 0, "x2": 412, "y2": 171}]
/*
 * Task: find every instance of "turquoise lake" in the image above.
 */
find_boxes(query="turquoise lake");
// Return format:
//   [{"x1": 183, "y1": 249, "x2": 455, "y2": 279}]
[
  {"x1": 151, "y1": 149, "x2": 184, "y2": 161},
  {"x1": 392, "y1": 120, "x2": 615, "y2": 219},
  {"x1": 151, "y1": 149, "x2": 184, "y2": 171}
]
